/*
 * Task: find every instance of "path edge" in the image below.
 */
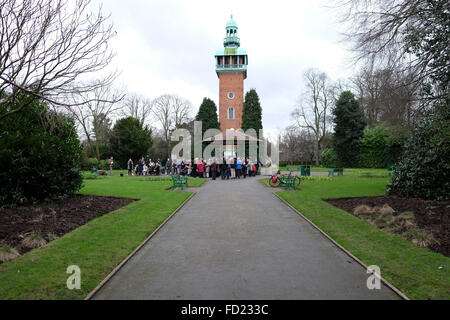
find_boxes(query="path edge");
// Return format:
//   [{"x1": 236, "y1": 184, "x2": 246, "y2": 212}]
[
  {"x1": 273, "y1": 192, "x2": 410, "y2": 300},
  {"x1": 84, "y1": 191, "x2": 196, "y2": 300}
]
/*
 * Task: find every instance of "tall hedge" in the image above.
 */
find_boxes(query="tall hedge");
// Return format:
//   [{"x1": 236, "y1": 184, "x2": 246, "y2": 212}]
[
  {"x1": 387, "y1": 107, "x2": 450, "y2": 200},
  {"x1": 358, "y1": 124, "x2": 389, "y2": 168},
  {"x1": 0, "y1": 96, "x2": 83, "y2": 205}
]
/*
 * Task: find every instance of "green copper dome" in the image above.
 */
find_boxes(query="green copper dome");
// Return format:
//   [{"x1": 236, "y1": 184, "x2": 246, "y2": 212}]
[{"x1": 226, "y1": 15, "x2": 238, "y2": 29}]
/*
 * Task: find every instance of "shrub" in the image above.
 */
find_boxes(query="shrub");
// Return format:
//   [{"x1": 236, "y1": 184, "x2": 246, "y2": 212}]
[
  {"x1": 22, "y1": 233, "x2": 47, "y2": 249},
  {"x1": 320, "y1": 148, "x2": 339, "y2": 168},
  {"x1": 358, "y1": 124, "x2": 388, "y2": 168},
  {"x1": 0, "y1": 94, "x2": 83, "y2": 205},
  {"x1": 88, "y1": 157, "x2": 99, "y2": 168},
  {"x1": 387, "y1": 107, "x2": 450, "y2": 200},
  {"x1": 0, "y1": 245, "x2": 20, "y2": 263},
  {"x1": 98, "y1": 159, "x2": 109, "y2": 170}
]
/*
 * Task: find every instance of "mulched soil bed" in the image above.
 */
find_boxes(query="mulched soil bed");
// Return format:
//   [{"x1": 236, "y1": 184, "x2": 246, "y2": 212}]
[
  {"x1": 0, "y1": 195, "x2": 135, "y2": 258},
  {"x1": 325, "y1": 195, "x2": 450, "y2": 257}
]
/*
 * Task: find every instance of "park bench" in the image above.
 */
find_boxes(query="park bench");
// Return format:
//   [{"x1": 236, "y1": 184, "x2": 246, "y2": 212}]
[
  {"x1": 171, "y1": 175, "x2": 188, "y2": 190},
  {"x1": 287, "y1": 165, "x2": 301, "y2": 172},
  {"x1": 300, "y1": 165, "x2": 311, "y2": 176},
  {"x1": 334, "y1": 168, "x2": 344, "y2": 176},
  {"x1": 280, "y1": 176, "x2": 297, "y2": 190}
]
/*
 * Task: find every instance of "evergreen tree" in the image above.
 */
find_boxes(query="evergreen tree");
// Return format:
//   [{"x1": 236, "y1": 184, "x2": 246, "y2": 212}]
[
  {"x1": 109, "y1": 117, "x2": 153, "y2": 168},
  {"x1": 195, "y1": 98, "x2": 220, "y2": 135},
  {"x1": 332, "y1": 91, "x2": 366, "y2": 167},
  {"x1": 242, "y1": 89, "x2": 263, "y2": 137}
]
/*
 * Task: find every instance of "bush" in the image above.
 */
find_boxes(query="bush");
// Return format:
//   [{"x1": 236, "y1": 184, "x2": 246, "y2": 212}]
[
  {"x1": 0, "y1": 95, "x2": 83, "y2": 206},
  {"x1": 98, "y1": 159, "x2": 109, "y2": 170},
  {"x1": 88, "y1": 157, "x2": 99, "y2": 168},
  {"x1": 358, "y1": 124, "x2": 388, "y2": 168},
  {"x1": 320, "y1": 148, "x2": 339, "y2": 168},
  {"x1": 387, "y1": 107, "x2": 450, "y2": 200}
]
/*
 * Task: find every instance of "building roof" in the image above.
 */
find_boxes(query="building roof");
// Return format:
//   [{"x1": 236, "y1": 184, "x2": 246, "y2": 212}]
[
  {"x1": 215, "y1": 48, "x2": 247, "y2": 56},
  {"x1": 226, "y1": 16, "x2": 238, "y2": 29}
]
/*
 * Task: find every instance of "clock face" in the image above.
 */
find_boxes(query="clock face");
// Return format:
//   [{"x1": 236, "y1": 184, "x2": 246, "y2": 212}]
[{"x1": 228, "y1": 92, "x2": 235, "y2": 99}]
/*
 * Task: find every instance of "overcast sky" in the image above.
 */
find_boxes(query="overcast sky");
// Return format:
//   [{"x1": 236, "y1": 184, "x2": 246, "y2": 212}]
[{"x1": 92, "y1": 0, "x2": 354, "y2": 139}]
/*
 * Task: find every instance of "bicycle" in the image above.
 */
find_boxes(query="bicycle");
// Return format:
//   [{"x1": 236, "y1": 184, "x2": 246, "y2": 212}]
[{"x1": 269, "y1": 171, "x2": 302, "y2": 188}]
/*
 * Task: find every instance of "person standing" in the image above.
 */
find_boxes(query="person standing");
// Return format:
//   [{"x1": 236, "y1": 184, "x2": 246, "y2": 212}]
[
  {"x1": 197, "y1": 159, "x2": 204, "y2": 178},
  {"x1": 211, "y1": 160, "x2": 217, "y2": 181},
  {"x1": 236, "y1": 158, "x2": 242, "y2": 179},
  {"x1": 108, "y1": 156, "x2": 114, "y2": 176},
  {"x1": 165, "y1": 158, "x2": 171, "y2": 175},
  {"x1": 138, "y1": 157, "x2": 144, "y2": 176},
  {"x1": 221, "y1": 158, "x2": 227, "y2": 180},
  {"x1": 127, "y1": 158, "x2": 133, "y2": 176},
  {"x1": 243, "y1": 158, "x2": 248, "y2": 178}
]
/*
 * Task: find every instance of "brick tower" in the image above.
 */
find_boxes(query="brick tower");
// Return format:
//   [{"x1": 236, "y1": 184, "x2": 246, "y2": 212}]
[{"x1": 215, "y1": 16, "x2": 248, "y2": 131}]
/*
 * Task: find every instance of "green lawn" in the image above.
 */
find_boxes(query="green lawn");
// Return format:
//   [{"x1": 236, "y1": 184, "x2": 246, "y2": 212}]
[
  {"x1": 0, "y1": 172, "x2": 205, "y2": 299},
  {"x1": 277, "y1": 165, "x2": 390, "y2": 173},
  {"x1": 262, "y1": 174, "x2": 449, "y2": 300}
]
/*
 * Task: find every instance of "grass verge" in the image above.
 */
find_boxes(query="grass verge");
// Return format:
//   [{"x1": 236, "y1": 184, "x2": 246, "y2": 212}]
[
  {"x1": 261, "y1": 174, "x2": 449, "y2": 300},
  {"x1": 0, "y1": 173, "x2": 205, "y2": 299}
]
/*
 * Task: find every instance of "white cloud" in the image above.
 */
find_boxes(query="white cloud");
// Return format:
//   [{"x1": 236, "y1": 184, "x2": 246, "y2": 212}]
[{"x1": 91, "y1": 0, "x2": 352, "y2": 131}]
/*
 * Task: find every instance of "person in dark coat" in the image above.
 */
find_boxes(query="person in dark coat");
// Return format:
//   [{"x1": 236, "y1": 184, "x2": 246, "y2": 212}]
[{"x1": 211, "y1": 161, "x2": 217, "y2": 180}]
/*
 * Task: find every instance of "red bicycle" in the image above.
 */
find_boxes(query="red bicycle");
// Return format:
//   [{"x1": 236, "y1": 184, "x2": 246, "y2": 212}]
[{"x1": 269, "y1": 171, "x2": 301, "y2": 188}]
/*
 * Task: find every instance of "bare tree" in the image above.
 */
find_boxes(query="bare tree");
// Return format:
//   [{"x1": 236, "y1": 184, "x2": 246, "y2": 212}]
[
  {"x1": 0, "y1": 0, "x2": 118, "y2": 121},
  {"x1": 351, "y1": 60, "x2": 419, "y2": 128},
  {"x1": 291, "y1": 69, "x2": 334, "y2": 166},
  {"x1": 121, "y1": 93, "x2": 153, "y2": 125},
  {"x1": 151, "y1": 94, "x2": 192, "y2": 157},
  {"x1": 337, "y1": 0, "x2": 449, "y2": 103},
  {"x1": 279, "y1": 126, "x2": 315, "y2": 165},
  {"x1": 65, "y1": 80, "x2": 124, "y2": 160}
]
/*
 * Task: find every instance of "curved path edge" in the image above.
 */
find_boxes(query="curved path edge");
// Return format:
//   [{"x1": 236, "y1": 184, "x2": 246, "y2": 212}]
[
  {"x1": 273, "y1": 192, "x2": 409, "y2": 300},
  {"x1": 84, "y1": 192, "x2": 196, "y2": 300}
]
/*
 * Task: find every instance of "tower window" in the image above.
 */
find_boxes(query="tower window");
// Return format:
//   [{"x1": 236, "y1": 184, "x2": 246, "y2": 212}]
[
  {"x1": 228, "y1": 92, "x2": 235, "y2": 99},
  {"x1": 228, "y1": 107, "x2": 235, "y2": 120}
]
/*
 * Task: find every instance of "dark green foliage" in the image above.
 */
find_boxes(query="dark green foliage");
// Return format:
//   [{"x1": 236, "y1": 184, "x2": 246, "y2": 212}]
[
  {"x1": 0, "y1": 95, "x2": 83, "y2": 206},
  {"x1": 332, "y1": 91, "x2": 366, "y2": 167},
  {"x1": 242, "y1": 89, "x2": 263, "y2": 137},
  {"x1": 359, "y1": 124, "x2": 389, "y2": 168},
  {"x1": 384, "y1": 125, "x2": 409, "y2": 167},
  {"x1": 109, "y1": 117, "x2": 153, "y2": 168},
  {"x1": 320, "y1": 148, "x2": 339, "y2": 168},
  {"x1": 359, "y1": 124, "x2": 410, "y2": 168},
  {"x1": 387, "y1": 106, "x2": 450, "y2": 200},
  {"x1": 195, "y1": 98, "x2": 220, "y2": 135}
]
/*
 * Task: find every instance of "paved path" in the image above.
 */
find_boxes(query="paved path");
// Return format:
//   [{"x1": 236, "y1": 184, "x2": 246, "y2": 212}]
[{"x1": 93, "y1": 177, "x2": 400, "y2": 300}]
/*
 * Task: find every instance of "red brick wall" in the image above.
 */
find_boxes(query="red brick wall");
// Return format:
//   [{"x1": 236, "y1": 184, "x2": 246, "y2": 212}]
[{"x1": 218, "y1": 72, "x2": 244, "y2": 131}]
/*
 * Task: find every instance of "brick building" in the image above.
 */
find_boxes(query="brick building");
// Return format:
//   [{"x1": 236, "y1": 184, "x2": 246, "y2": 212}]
[{"x1": 214, "y1": 16, "x2": 248, "y2": 131}]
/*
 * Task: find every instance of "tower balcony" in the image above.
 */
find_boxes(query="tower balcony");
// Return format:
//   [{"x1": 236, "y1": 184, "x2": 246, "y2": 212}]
[
  {"x1": 216, "y1": 63, "x2": 247, "y2": 71},
  {"x1": 223, "y1": 36, "x2": 240, "y2": 47}
]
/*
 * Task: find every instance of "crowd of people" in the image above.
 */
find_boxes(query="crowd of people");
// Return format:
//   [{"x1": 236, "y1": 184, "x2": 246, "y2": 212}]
[{"x1": 125, "y1": 157, "x2": 259, "y2": 180}]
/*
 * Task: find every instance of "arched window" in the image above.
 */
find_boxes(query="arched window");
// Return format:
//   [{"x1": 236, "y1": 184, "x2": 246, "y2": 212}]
[{"x1": 228, "y1": 107, "x2": 235, "y2": 120}]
